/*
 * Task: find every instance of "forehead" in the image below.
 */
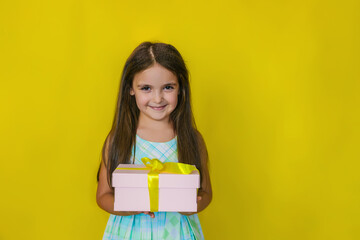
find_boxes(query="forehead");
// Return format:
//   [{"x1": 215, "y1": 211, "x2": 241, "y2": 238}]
[{"x1": 133, "y1": 63, "x2": 178, "y2": 84}]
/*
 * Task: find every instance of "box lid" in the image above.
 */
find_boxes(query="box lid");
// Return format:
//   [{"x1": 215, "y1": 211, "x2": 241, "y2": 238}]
[{"x1": 112, "y1": 164, "x2": 200, "y2": 189}]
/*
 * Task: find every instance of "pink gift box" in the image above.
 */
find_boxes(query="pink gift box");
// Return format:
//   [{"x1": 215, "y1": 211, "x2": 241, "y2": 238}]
[{"x1": 112, "y1": 164, "x2": 200, "y2": 212}]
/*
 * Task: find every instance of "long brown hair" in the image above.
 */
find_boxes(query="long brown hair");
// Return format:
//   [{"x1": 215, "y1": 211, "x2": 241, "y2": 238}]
[{"x1": 97, "y1": 41, "x2": 204, "y2": 187}]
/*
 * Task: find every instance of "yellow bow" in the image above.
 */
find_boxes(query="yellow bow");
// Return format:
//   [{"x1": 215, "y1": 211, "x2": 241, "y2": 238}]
[{"x1": 116, "y1": 157, "x2": 198, "y2": 212}]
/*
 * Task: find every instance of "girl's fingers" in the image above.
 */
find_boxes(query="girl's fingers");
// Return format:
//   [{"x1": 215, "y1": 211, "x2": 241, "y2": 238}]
[
  {"x1": 142, "y1": 211, "x2": 155, "y2": 218},
  {"x1": 179, "y1": 212, "x2": 192, "y2": 215},
  {"x1": 197, "y1": 196, "x2": 202, "y2": 202}
]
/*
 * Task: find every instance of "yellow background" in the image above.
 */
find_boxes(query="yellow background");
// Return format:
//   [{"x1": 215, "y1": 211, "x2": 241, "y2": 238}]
[{"x1": 1, "y1": 0, "x2": 359, "y2": 239}]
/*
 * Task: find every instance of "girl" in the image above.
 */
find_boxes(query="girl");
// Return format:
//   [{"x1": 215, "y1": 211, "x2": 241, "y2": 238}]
[{"x1": 96, "y1": 41, "x2": 212, "y2": 240}]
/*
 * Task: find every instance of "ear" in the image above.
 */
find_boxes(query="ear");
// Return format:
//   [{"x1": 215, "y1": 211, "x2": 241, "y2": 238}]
[{"x1": 130, "y1": 88, "x2": 135, "y2": 96}]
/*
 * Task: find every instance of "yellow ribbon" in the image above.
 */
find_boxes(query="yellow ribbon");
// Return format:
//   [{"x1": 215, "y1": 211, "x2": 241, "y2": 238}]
[{"x1": 116, "y1": 157, "x2": 198, "y2": 212}]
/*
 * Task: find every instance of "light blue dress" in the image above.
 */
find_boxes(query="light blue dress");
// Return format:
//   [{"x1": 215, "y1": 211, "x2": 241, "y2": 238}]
[{"x1": 102, "y1": 135, "x2": 205, "y2": 240}]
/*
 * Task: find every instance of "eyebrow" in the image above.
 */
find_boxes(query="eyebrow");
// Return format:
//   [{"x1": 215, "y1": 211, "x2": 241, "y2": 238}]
[{"x1": 136, "y1": 82, "x2": 177, "y2": 87}]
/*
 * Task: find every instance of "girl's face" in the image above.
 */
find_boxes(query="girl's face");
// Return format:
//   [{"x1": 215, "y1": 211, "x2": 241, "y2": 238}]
[{"x1": 130, "y1": 63, "x2": 179, "y2": 123}]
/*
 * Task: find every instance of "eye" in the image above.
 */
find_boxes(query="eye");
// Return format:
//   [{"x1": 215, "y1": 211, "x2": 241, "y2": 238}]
[
  {"x1": 164, "y1": 85, "x2": 174, "y2": 90},
  {"x1": 141, "y1": 86, "x2": 151, "y2": 91}
]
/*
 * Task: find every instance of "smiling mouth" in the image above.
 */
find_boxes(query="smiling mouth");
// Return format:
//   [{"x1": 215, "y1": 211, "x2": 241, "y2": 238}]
[{"x1": 149, "y1": 105, "x2": 167, "y2": 110}]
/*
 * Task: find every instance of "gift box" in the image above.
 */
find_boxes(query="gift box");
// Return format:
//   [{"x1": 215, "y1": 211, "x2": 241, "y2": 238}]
[{"x1": 112, "y1": 159, "x2": 200, "y2": 212}]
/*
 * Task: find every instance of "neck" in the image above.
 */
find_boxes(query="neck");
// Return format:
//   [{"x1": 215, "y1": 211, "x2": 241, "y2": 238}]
[{"x1": 136, "y1": 114, "x2": 176, "y2": 142}]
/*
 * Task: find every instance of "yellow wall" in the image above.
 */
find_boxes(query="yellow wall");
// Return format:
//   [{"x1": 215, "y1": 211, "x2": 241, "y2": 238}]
[{"x1": 1, "y1": 0, "x2": 359, "y2": 239}]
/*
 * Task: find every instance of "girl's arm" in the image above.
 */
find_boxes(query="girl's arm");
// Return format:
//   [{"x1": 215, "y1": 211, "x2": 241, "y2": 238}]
[
  {"x1": 96, "y1": 137, "x2": 155, "y2": 218},
  {"x1": 180, "y1": 131, "x2": 213, "y2": 215}
]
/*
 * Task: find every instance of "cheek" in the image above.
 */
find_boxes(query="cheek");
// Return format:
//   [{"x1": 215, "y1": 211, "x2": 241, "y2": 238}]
[
  {"x1": 135, "y1": 94, "x2": 149, "y2": 107},
  {"x1": 169, "y1": 93, "x2": 179, "y2": 106}
]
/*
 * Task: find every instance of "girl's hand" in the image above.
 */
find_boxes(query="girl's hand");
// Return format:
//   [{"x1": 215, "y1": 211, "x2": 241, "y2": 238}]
[
  {"x1": 121, "y1": 211, "x2": 155, "y2": 218},
  {"x1": 179, "y1": 196, "x2": 202, "y2": 216},
  {"x1": 142, "y1": 211, "x2": 155, "y2": 218}
]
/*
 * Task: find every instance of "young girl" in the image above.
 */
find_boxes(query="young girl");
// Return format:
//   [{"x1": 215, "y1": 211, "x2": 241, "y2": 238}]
[{"x1": 96, "y1": 41, "x2": 212, "y2": 240}]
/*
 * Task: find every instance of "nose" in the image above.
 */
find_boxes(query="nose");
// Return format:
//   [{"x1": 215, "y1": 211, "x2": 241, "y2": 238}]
[{"x1": 153, "y1": 90, "x2": 163, "y2": 104}]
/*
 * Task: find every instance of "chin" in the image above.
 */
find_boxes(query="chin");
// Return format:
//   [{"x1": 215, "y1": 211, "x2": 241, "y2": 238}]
[{"x1": 149, "y1": 114, "x2": 170, "y2": 122}]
